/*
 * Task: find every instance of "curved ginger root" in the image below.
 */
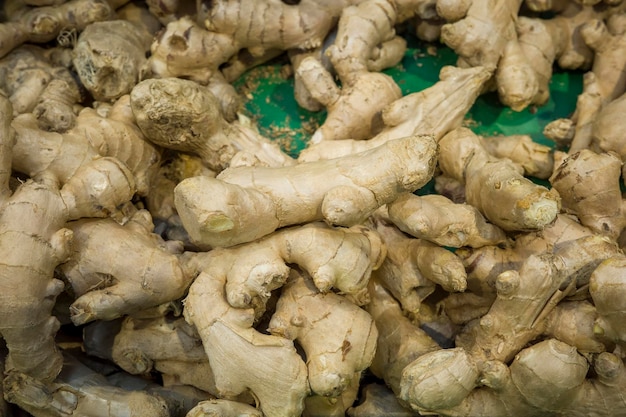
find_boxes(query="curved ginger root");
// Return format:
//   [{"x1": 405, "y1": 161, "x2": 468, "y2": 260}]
[
  {"x1": 387, "y1": 193, "x2": 506, "y2": 248},
  {"x1": 269, "y1": 270, "x2": 378, "y2": 398},
  {"x1": 299, "y1": 65, "x2": 491, "y2": 161},
  {"x1": 60, "y1": 210, "x2": 191, "y2": 325},
  {"x1": 438, "y1": 127, "x2": 560, "y2": 232},
  {"x1": 183, "y1": 222, "x2": 384, "y2": 314},
  {"x1": 183, "y1": 270, "x2": 309, "y2": 417},
  {"x1": 175, "y1": 134, "x2": 437, "y2": 248},
  {"x1": 0, "y1": 96, "x2": 69, "y2": 382}
]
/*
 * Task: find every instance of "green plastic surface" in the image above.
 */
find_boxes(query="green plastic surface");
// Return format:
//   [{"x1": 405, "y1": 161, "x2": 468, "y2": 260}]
[{"x1": 234, "y1": 40, "x2": 583, "y2": 158}]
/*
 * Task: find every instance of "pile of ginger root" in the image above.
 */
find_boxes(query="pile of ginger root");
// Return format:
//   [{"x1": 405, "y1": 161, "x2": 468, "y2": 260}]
[{"x1": 2, "y1": 0, "x2": 626, "y2": 416}]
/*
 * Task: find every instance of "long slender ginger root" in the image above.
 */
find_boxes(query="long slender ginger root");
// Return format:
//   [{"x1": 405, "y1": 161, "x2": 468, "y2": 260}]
[
  {"x1": 298, "y1": 65, "x2": 491, "y2": 161},
  {"x1": 550, "y1": 149, "x2": 626, "y2": 239},
  {"x1": 130, "y1": 77, "x2": 293, "y2": 171},
  {"x1": 60, "y1": 209, "x2": 191, "y2": 325},
  {"x1": 175, "y1": 134, "x2": 436, "y2": 248},
  {"x1": 4, "y1": 352, "x2": 171, "y2": 417},
  {"x1": 269, "y1": 269, "x2": 378, "y2": 398},
  {"x1": 438, "y1": 127, "x2": 560, "y2": 232},
  {"x1": 0, "y1": 0, "x2": 116, "y2": 59},
  {"x1": 387, "y1": 193, "x2": 506, "y2": 248}
]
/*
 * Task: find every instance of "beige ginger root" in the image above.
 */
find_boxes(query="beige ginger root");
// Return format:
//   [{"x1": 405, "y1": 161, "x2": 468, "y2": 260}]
[
  {"x1": 297, "y1": 0, "x2": 403, "y2": 143},
  {"x1": 368, "y1": 214, "x2": 467, "y2": 314},
  {"x1": 182, "y1": 221, "x2": 385, "y2": 416},
  {"x1": 299, "y1": 65, "x2": 491, "y2": 161},
  {"x1": 60, "y1": 209, "x2": 191, "y2": 325},
  {"x1": 438, "y1": 127, "x2": 560, "y2": 232},
  {"x1": 365, "y1": 277, "x2": 441, "y2": 397},
  {"x1": 481, "y1": 134, "x2": 554, "y2": 179},
  {"x1": 12, "y1": 94, "x2": 161, "y2": 197},
  {"x1": 400, "y1": 253, "x2": 574, "y2": 411},
  {"x1": 590, "y1": 256, "x2": 626, "y2": 350},
  {"x1": 0, "y1": 0, "x2": 116, "y2": 59},
  {"x1": 130, "y1": 77, "x2": 293, "y2": 171},
  {"x1": 550, "y1": 149, "x2": 626, "y2": 239},
  {"x1": 186, "y1": 399, "x2": 262, "y2": 417},
  {"x1": 183, "y1": 269, "x2": 309, "y2": 417},
  {"x1": 72, "y1": 15, "x2": 157, "y2": 102},
  {"x1": 183, "y1": 222, "x2": 384, "y2": 312},
  {"x1": 387, "y1": 193, "x2": 506, "y2": 248},
  {"x1": 83, "y1": 316, "x2": 221, "y2": 396},
  {"x1": 0, "y1": 96, "x2": 70, "y2": 382},
  {"x1": 269, "y1": 269, "x2": 378, "y2": 397},
  {"x1": 4, "y1": 352, "x2": 171, "y2": 417},
  {"x1": 175, "y1": 134, "x2": 437, "y2": 248},
  {"x1": 402, "y1": 339, "x2": 626, "y2": 417},
  {"x1": 0, "y1": 45, "x2": 83, "y2": 132}
]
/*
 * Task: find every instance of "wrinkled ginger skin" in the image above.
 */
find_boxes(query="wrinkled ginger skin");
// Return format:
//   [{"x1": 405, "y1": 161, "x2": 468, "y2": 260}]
[
  {"x1": 72, "y1": 19, "x2": 154, "y2": 102},
  {"x1": 130, "y1": 77, "x2": 293, "y2": 170},
  {"x1": 0, "y1": 0, "x2": 115, "y2": 59},
  {"x1": 550, "y1": 149, "x2": 626, "y2": 239},
  {"x1": 184, "y1": 270, "x2": 309, "y2": 417},
  {"x1": 269, "y1": 270, "x2": 378, "y2": 398},
  {"x1": 60, "y1": 210, "x2": 191, "y2": 326},
  {"x1": 198, "y1": 0, "x2": 336, "y2": 55},
  {"x1": 0, "y1": 175, "x2": 71, "y2": 382},
  {"x1": 590, "y1": 256, "x2": 626, "y2": 348},
  {"x1": 175, "y1": 135, "x2": 437, "y2": 248}
]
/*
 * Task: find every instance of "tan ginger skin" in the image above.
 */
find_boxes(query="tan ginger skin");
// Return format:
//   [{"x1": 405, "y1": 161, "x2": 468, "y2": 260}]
[
  {"x1": 60, "y1": 209, "x2": 192, "y2": 326},
  {"x1": 550, "y1": 149, "x2": 626, "y2": 239},
  {"x1": 0, "y1": 96, "x2": 69, "y2": 383},
  {"x1": 438, "y1": 127, "x2": 560, "y2": 232},
  {"x1": 299, "y1": 65, "x2": 491, "y2": 162},
  {"x1": 269, "y1": 269, "x2": 378, "y2": 398},
  {"x1": 175, "y1": 134, "x2": 437, "y2": 248},
  {"x1": 368, "y1": 214, "x2": 467, "y2": 314},
  {"x1": 298, "y1": 0, "x2": 403, "y2": 143},
  {"x1": 12, "y1": 95, "x2": 161, "y2": 197},
  {"x1": 130, "y1": 77, "x2": 293, "y2": 171},
  {"x1": 183, "y1": 222, "x2": 383, "y2": 417},
  {"x1": 4, "y1": 352, "x2": 170, "y2": 417},
  {"x1": 0, "y1": 0, "x2": 118, "y2": 59},
  {"x1": 387, "y1": 193, "x2": 507, "y2": 248}
]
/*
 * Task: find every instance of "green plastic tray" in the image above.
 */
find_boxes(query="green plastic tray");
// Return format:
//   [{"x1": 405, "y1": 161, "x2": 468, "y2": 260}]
[{"x1": 234, "y1": 39, "x2": 583, "y2": 158}]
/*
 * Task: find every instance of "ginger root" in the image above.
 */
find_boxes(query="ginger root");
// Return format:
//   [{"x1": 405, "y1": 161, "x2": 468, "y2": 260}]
[
  {"x1": 175, "y1": 134, "x2": 437, "y2": 248},
  {"x1": 438, "y1": 127, "x2": 560, "y2": 232}
]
